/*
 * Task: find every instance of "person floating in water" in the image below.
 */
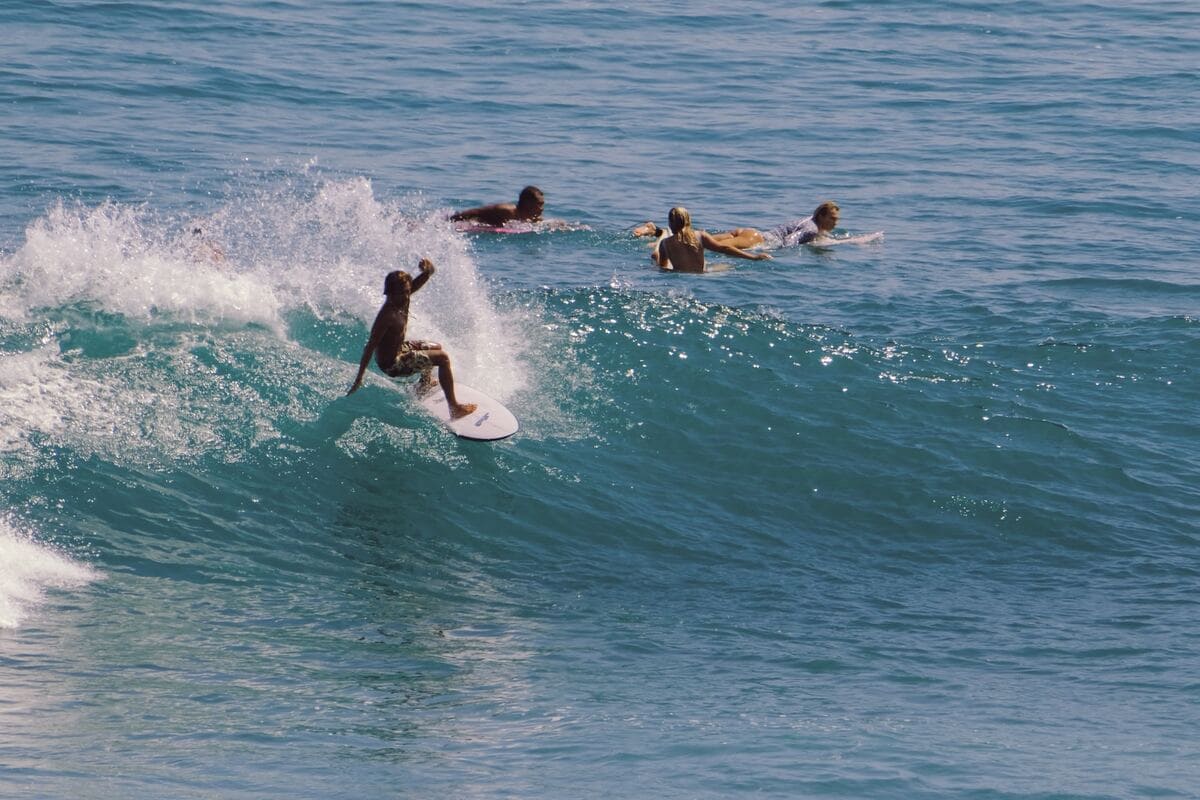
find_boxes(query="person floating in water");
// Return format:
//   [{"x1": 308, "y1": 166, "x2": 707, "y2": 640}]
[
  {"x1": 450, "y1": 185, "x2": 544, "y2": 227},
  {"x1": 634, "y1": 200, "x2": 843, "y2": 250},
  {"x1": 646, "y1": 206, "x2": 772, "y2": 273},
  {"x1": 347, "y1": 259, "x2": 477, "y2": 419}
]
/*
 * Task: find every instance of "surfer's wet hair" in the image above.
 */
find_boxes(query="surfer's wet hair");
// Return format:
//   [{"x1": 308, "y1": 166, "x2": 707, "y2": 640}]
[
  {"x1": 384, "y1": 270, "x2": 411, "y2": 296},
  {"x1": 668, "y1": 206, "x2": 690, "y2": 231},
  {"x1": 668, "y1": 206, "x2": 699, "y2": 249},
  {"x1": 517, "y1": 185, "x2": 543, "y2": 209},
  {"x1": 813, "y1": 201, "x2": 840, "y2": 221}
]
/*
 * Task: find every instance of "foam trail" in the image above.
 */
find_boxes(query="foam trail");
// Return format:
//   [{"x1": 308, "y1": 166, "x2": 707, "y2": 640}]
[{"x1": 0, "y1": 518, "x2": 98, "y2": 629}]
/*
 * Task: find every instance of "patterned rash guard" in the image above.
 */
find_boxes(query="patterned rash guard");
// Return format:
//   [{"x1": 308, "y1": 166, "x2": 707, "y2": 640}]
[{"x1": 764, "y1": 216, "x2": 820, "y2": 248}]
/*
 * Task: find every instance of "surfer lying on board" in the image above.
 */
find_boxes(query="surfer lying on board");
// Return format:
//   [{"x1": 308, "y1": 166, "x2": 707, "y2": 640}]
[
  {"x1": 634, "y1": 201, "x2": 842, "y2": 250},
  {"x1": 645, "y1": 206, "x2": 772, "y2": 273},
  {"x1": 347, "y1": 259, "x2": 477, "y2": 419},
  {"x1": 450, "y1": 185, "x2": 544, "y2": 227}
]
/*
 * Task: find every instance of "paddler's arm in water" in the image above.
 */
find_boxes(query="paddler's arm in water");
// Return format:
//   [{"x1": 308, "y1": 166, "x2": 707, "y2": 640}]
[
  {"x1": 449, "y1": 205, "x2": 488, "y2": 222},
  {"x1": 347, "y1": 307, "x2": 389, "y2": 395},
  {"x1": 700, "y1": 231, "x2": 772, "y2": 261},
  {"x1": 450, "y1": 203, "x2": 515, "y2": 226}
]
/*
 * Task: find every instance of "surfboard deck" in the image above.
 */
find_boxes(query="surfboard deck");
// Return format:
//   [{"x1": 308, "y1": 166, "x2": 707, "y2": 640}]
[{"x1": 413, "y1": 382, "x2": 519, "y2": 441}]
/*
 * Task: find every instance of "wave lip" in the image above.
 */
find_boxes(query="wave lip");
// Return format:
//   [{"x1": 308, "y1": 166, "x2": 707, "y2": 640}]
[{"x1": 0, "y1": 519, "x2": 98, "y2": 629}]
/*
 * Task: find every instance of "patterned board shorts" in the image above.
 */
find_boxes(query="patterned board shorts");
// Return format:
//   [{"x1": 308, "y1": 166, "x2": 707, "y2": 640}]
[{"x1": 386, "y1": 341, "x2": 435, "y2": 377}]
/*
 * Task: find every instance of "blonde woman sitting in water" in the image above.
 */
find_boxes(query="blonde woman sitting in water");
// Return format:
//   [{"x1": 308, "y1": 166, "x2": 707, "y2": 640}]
[{"x1": 648, "y1": 207, "x2": 772, "y2": 273}]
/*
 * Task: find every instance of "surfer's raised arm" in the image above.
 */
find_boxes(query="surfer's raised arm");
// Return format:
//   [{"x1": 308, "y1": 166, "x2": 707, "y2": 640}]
[{"x1": 411, "y1": 258, "x2": 434, "y2": 292}]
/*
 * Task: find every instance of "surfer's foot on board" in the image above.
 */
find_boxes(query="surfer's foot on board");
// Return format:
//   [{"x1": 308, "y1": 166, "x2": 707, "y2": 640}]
[
  {"x1": 415, "y1": 379, "x2": 439, "y2": 397},
  {"x1": 449, "y1": 403, "x2": 477, "y2": 419}
]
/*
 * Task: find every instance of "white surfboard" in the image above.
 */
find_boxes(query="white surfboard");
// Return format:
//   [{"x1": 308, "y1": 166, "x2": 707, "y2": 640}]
[
  {"x1": 657, "y1": 261, "x2": 736, "y2": 274},
  {"x1": 810, "y1": 231, "x2": 885, "y2": 246},
  {"x1": 413, "y1": 382, "x2": 519, "y2": 441},
  {"x1": 454, "y1": 222, "x2": 535, "y2": 235}
]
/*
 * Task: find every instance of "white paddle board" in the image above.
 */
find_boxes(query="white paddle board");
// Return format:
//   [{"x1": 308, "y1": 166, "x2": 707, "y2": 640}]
[
  {"x1": 414, "y1": 382, "x2": 519, "y2": 441},
  {"x1": 656, "y1": 261, "x2": 736, "y2": 274},
  {"x1": 810, "y1": 231, "x2": 885, "y2": 246}
]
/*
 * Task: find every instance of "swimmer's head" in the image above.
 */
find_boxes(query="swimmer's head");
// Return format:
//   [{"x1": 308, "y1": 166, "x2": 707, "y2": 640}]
[
  {"x1": 668, "y1": 206, "x2": 691, "y2": 233},
  {"x1": 813, "y1": 201, "x2": 840, "y2": 231},
  {"x1": 384, "y1": 270, "x2": 412, "y2": 296},
  {"x1": 517, "y1": 185, "x2": 544, "y2": 219}
]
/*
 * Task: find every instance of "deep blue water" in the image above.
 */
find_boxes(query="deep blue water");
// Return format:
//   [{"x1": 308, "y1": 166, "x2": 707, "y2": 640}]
[{"x1": 2, "y1": 2, "x2": 1198, "y2": 798}]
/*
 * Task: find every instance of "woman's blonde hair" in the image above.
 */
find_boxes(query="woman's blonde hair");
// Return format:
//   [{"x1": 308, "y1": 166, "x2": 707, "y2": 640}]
[{"x1": 668, "y1": 206, "x2": 699, "y2": 249}]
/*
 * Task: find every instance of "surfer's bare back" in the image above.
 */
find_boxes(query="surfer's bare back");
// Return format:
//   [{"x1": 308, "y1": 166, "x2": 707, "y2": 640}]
[{"x1": 347, "y1": 258, "x2": 477, "y2": 419}]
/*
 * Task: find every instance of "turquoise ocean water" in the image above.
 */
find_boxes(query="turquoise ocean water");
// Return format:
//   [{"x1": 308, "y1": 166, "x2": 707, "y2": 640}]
[{"x1": 2, "y1": 2, "x2": 1198, "y2": 798}]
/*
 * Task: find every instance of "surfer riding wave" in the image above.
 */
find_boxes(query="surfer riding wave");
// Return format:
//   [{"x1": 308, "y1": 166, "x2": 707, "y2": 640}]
[{"x1": 347, "y1": 259, "x2": 477, "y2": 419}]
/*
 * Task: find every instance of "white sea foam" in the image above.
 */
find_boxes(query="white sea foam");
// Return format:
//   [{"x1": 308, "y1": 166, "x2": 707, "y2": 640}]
[
  {"x1": 0, "y1": 517, "x2": 98, "y2": 629},
  {"x1": 0, "y1": 345, "x2": 71, "y2": 455},
  {"x1": 7, "y1": 200, "x2": 283, "y2": 330}
]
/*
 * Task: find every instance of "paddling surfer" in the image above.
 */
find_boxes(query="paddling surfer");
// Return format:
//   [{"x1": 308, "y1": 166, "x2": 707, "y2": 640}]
[
  {"x1": 719, "y1": 200, "x2": 842, "y2": 248},
  {"x1": 347, "y1": 259, "x2": 477, "y2": 419},
  {"x1": 450, "y1": 185, "x2": 544, "y2": 227}
]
